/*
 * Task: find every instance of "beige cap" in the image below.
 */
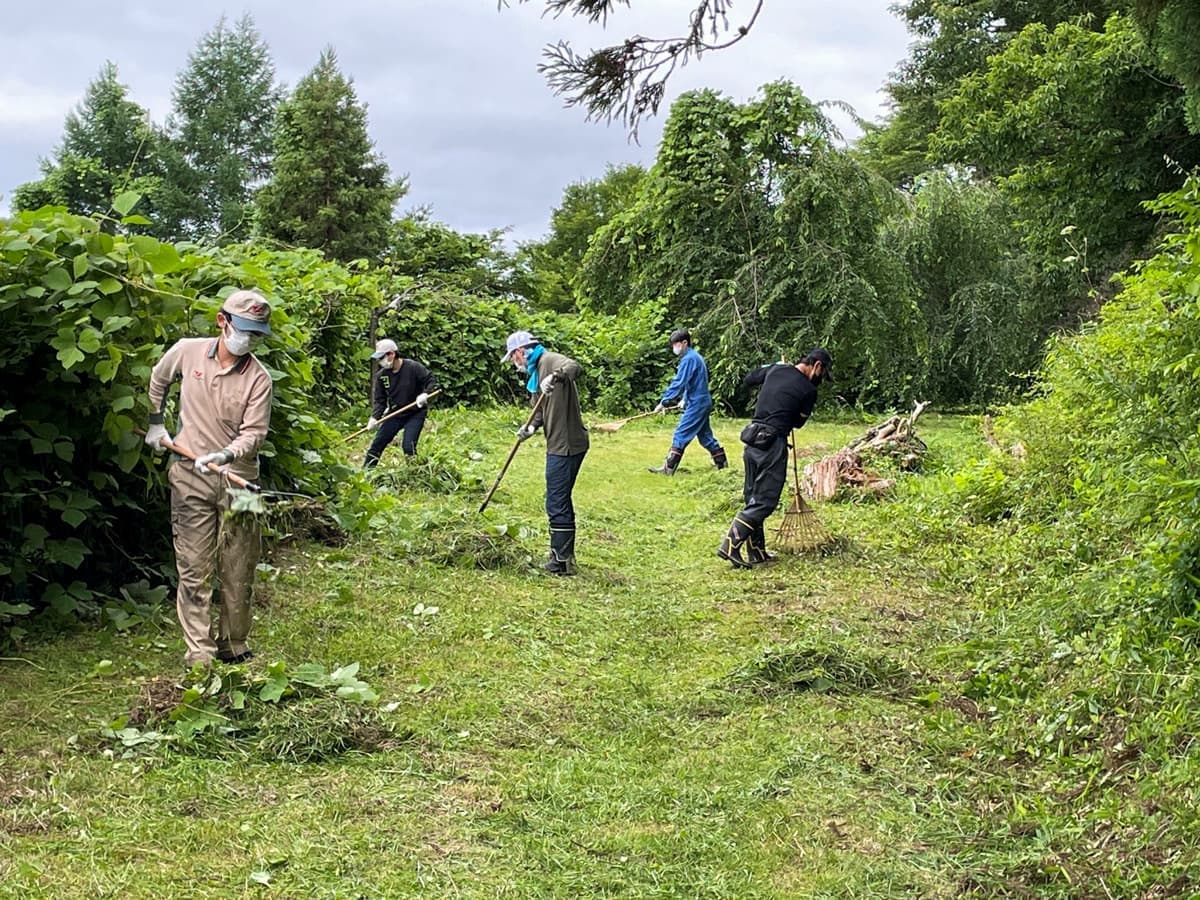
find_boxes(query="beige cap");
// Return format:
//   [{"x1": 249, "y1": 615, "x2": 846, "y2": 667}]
[{"x1": 223, "y1": 290, "x2": 272, "y2": 335}]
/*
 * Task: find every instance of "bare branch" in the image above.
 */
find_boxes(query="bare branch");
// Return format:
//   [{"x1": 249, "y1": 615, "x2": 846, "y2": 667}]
[{"x1": 503, "y1": 1, "x2": 765, "y2": 137}]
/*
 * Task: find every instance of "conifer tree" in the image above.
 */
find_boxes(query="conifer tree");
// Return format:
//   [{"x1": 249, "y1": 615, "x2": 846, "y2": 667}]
[
  {"x1": 256, "y1": 48, "x2": 405, "y2": 263},
  {"x1": 157, "y1": 14, "x2": 281, "y2": 242},
  {"x1": 12, "y1": 62, "x2": 158, "y2": 218}
]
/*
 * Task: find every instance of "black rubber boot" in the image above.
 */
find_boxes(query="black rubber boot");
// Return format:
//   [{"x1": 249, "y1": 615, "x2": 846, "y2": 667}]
[
  {"x1": 546, "y1": 527, "x2": 577, "y2": 576},
  {"x1": 710, "y1": 447, "x2": 728, "y2": 470},
  {"x1": 649, "y1": 446, "x2": 684, "y2": 475},
  {"x1": 717, "y1": 522, "x2": 752, "y2": 569},
  {"x1": 746, "y1": 527, "x2": 777, "y2": 566}
]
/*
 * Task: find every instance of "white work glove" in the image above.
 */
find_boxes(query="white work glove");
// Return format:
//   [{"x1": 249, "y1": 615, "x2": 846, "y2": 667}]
[
  {"x1": 515, "y1": 424, "x2": 536, "y2": 442},
  {"x1": 144, "y1": 423, "x2": 172, "y2": 452},
  {"x1": 366, "y1": 417, "x2": 379, "y2": 430},
  {"x1": 416, "y1": 392, "x2": 429, "y2": 408},
  {"x1": 194, "y1": 449, "x2": 233, "y2": 475},
  {"x1": 540, "y1": 373, "x2": 556, "y2": 395},
  {"x1": 653, "y1": 403, "x2": 666, "y2": 414}
]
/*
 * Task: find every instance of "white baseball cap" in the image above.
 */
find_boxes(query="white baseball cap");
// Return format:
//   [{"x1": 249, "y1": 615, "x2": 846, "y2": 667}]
[
  {"x1": 501, "y1": 330, "x2": 537, "y2": 362},
  {"x1": 371, "y1": 338, "x2": 399, "y2": 359}
]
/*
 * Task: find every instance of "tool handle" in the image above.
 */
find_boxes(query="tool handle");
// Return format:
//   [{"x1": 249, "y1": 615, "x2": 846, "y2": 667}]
[
  {"x1": 342, "y1": 389, "x2": 443, "y2": 444},
  {"x1": 137, "y1": 429, "x2": 262, "y2": 492},
  {"x1": 479, "y1": 392, "x2": 546, "y2": 513}
]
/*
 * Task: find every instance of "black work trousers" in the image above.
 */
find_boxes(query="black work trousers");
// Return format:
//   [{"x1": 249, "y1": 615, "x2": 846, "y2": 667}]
[
  {"x1": 733, "y1": 437, "x2": 789, "y2": 534},
  {"x1": 364, "y1": 409, "x2": 427, "y2": 467}
]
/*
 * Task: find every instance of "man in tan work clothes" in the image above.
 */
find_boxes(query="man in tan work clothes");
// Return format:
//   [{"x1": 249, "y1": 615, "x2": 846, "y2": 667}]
[{"x1": 143, "y1": 291, "x2": 274, "y2": 666}]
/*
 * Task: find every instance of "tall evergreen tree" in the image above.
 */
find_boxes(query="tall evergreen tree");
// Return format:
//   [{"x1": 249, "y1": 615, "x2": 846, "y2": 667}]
[
  {"x1": 256, "y1": 48, "x2": 405, "y2": 263},
  {"x1": 12, "y1": 62, "x2": 158, "y2": 218},
  {"x1": 157, "y1": 14, "x2": 281, "y2": 242}
]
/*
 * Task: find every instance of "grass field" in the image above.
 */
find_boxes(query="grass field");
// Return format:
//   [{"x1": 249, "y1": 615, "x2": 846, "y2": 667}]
[{"x1": 0, "y1": 408, "x2": 1076, "y2": 897}]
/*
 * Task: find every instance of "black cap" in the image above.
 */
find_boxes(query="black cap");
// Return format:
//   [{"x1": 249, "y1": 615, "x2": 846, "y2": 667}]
[
  {"x1": 669, "y1": 329, "x2": 691, "y2": 345},
  {"x1": 802, "y1": 347, "x2": 834, "y2": 382}
]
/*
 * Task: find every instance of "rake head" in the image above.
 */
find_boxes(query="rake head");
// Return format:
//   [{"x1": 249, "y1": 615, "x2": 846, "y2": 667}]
[{"x1": 776, "y1": 493, "x2": 834, "y2": 553}]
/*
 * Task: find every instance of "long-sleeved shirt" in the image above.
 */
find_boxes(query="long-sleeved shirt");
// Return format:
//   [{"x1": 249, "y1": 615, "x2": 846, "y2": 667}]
[
  {"x1": 660, "y1": 347, "x2": 712, "y2": 408},
  {"x1": 372, "y1": 358, "x2": 439, "y2": 419},
  {"x1": 743, "y1": 363, "x2": 818, "y2": 435},
  {"x1": 148, "y1": 337, "x2": 273, "y2": 479},
  {"x1": 528, "y1": 350, "x2": 589, "y2": 456}
]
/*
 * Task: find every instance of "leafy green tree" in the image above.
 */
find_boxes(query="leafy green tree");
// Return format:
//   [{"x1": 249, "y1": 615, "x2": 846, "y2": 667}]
[
  {"x1": 516, "y1": 163, "x2": 645, "y2": 312},
  {"x1": 157, "y1": 15, "x2": 282, "y2": 242},
  {"x1": 1133, "y1": 0, "x2": 1200, "y2": 132},
  {"x1": 863, "y1": 0, "x2": 1121, "y2": 184},
  {"x1": 933, "y1": 14, "x2": 1200, "y2": 271},
  {"x1": 386, "y1": 212, "x2": 513, "y2": 294},
  {"x1": 12, "y1": 63, "x2": 158, "y2": 220},
  {"x1": 882, "y1": 172, "x2": 1044, "y2": 404},
  {"x1": 256, "y1": 48, "x2": 404, "y2": 263},
  {"x1": 579, "y1": 82, "x2": 921, "y2": 406}
]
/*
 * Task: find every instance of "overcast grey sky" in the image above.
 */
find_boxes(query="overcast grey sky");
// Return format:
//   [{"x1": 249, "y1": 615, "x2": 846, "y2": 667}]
[{"x1": 0, "y1": 1, "x2": 911, "y2": 243}]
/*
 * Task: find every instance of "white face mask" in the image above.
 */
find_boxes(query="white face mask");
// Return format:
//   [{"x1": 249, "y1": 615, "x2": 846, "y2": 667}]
[
  {"x1": 223, "y1": 324, "x2": 254, "y2": 357},
  {"x1": 672, "y1": 344, "x2": 684, "y2": 357},
  {"x1": 514, "y1": 352, "x2": 527, "y2": 373}
]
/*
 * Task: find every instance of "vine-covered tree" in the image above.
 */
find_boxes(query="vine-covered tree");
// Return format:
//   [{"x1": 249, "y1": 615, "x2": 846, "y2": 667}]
[
  {"x1": 11, "y1": 62, "x2": 159, "y2": 219},
  {"x1": 1133, "y1": 0, "x2": 1200, "y2": 132},
  {"x1": 157, "y1": 15, "x2": 282, "y2": 242},
  {"x1": 256, "y1": 48, "x2": 404, "y2": 263}
]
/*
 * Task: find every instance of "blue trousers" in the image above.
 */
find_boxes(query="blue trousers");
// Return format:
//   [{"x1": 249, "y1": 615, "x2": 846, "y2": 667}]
[
  {"x1": 546, "y1": 451, "x2": 586, "y2": 529},
  {"x1": 672, "y1": 400, "x2": 721, "y2": 452}
]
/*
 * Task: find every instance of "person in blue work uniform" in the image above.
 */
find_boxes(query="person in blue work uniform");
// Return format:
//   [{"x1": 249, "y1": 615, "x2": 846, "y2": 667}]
[{"x1": 648, "y1": 329, "x2": 728, "y2": 475}]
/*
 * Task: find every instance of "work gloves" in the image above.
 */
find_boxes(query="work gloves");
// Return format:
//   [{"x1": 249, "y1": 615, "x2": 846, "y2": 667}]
[
  {"x1": 144, "y1": 424, "x2": 172, "y2": 452},
  {"x1": 416, "y1": 392, "x2": 429, "y2": 408},
  {"x1": 366, "y1": 417, "x2": 379, "y2": 430},
  {"x1": 516, "y1": 424, "x2": 536, "y2": 442},
  {"x1": 653, "y1": 402, "x2": 666, "y2": 414},
  {"x1": 539, "y1": 373, "x2": 556, "y2": 395},
  {"x1": 194, "y1": 449, "x2": 234, "y2": 475}
]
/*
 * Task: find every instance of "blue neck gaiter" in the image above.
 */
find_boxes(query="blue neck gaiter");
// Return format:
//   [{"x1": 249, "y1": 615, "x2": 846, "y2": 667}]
[{"x1": 524, "y1": 344, "x2": 545, "y2": 393}]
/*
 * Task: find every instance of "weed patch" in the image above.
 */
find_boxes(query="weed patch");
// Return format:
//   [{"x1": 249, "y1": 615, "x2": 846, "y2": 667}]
[{"x1": 725, "y1": 642, "x2": 912, "y2": 697}]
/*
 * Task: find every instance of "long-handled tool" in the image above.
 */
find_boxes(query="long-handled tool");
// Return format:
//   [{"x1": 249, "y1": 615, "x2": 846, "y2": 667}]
[
  {"x1": 479, "y1": 393, "x2": 546, "y2": 513},
  {"x1": 341, "y1": 389, "x2": 443, "y2": 444},
  {"x1": 776, "y1": 432, "x2": 833, "y2": 553},
  {"x1": 592, "y1": 402, "x2": 682, "y2": 433},
  {"x1": 136, "y1": 429, "x2": 263, "y2": 492},
  {"x1": 136, "y1": 430, "x2": 312, "y2": 500}
]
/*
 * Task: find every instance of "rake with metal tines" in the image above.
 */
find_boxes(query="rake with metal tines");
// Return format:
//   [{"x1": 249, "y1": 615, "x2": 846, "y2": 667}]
[{"x1": 776, "y1": 433, "x2": 834, "y2": 553}]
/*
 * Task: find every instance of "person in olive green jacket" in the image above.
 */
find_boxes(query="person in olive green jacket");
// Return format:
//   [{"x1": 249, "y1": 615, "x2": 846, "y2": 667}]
[{"x1": 501, "y1": 330, "x2": 589, "y2": 575}]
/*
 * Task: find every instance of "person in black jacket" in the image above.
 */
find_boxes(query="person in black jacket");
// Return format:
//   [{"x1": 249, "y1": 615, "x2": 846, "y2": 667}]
[
  {"x1": 363, "y1": 338, "x2": 440, "y2": 467},
  {"x1": 718, "y1": 347, "x2": 833, "y2": 569}
]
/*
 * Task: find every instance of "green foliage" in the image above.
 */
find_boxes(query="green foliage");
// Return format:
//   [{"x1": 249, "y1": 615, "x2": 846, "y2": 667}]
[
  {"x1": 386, "y1": 212, "x2": 514, "y2": 295},
  {"x1": 515, "y1": 163, "x2": 646, "y2": 312},
  {"x1": 12, "y1": 62, "x2": 160, "y2": 223},
  {"x1": 1134, "y1": 0, "x2": 1200, "y2": 132},
  {"x1": 934, "y1": 14, "x2": 1200, "y2": 270},
  {"x1": 157, "y1": 14, "x2": 282, "y2": 243},
  {"x1": 882, "y1": 171, "x2": 1046, "y2": 404},
  {"x1": 0, "y1": 204, "x2": 351, "y2": 636},
  {"x1": 579, "y1": 82, "x2": 926, "y2": 407},
  {"x1": 256, "y1": 48, "x2": 405, "y2": 263},
  {"x1": 101, "y1": 660, "x2": 400, "y2": 762}
]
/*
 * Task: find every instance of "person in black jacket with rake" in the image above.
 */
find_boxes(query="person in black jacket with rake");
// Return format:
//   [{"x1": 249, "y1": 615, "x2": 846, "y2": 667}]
[{"x1": 718, "y1": 347, "x2": 833, "y2": 569}]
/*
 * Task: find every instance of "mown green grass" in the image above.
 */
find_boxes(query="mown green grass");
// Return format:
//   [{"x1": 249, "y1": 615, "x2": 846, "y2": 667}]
[{"x1": 0, "y1": 408, "x2": 1111, "y2": 897}]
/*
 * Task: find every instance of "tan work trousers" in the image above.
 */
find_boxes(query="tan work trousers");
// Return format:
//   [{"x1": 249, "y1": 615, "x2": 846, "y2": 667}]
[{"x1": 168, "y1": 462, "x2": 261, "y2": 665}]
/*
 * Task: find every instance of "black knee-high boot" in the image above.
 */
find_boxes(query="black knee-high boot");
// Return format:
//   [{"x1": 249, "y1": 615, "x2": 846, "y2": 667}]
[
  {"x1": 710, "y1": 446, "x2": 728, "y2": 470},
  {"x1": 649, "y1": 446, "x2": 684, "y2": 475},
  {"x1": 717, "y1": 517, "x2": 752, "y2": 569},
  {"x1": 546, "y1": 526, "x2": 577, "y2": 576}
]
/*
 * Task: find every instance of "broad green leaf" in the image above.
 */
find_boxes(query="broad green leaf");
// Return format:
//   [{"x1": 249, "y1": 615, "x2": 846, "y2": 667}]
[
  {"x1": 43, "y1": 267, "x2": 72, "y2": 292},
  {"x1": 77, "y1": 329, "x2": 102, "y2": 353},
  {"x1": 112, "y1": 191, "x2": 141, "y2": 217},
  {"x1": 73, "y1": 254, "x2": 88, "y2": 279},
  {"x1": 96, "y1": 277, "x2": 123, "y2": 295}
]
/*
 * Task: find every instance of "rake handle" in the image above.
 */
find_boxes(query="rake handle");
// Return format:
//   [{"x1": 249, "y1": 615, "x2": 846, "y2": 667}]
[
  {"x1": 479, "y1": 392, "x2": 546, "y2": 513},
  {"x1": 341, "y1": 389, "x2": 443, "y2": 443},
  {"x1": 135, "y1": 429, "x2": 261, "y2": 492}
]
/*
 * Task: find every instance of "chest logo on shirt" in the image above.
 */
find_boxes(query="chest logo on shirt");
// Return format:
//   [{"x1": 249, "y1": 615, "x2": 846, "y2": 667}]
[{"x1": 193, "y1": 369, "x2": 204, "y2": 379}]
